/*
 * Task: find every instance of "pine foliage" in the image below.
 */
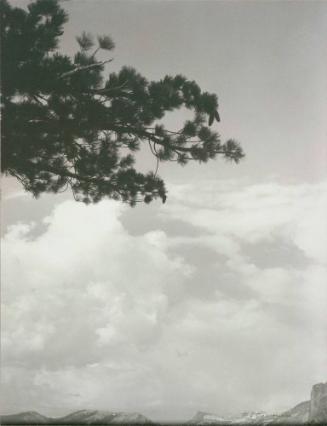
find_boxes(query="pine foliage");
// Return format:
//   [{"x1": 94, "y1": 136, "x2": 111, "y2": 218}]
[{"x1": 1, "y1": 0, "x2": 244, "y2": 205}]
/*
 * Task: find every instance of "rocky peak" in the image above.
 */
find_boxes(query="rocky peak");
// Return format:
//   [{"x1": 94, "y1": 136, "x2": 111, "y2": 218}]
[{"x1": 309, "y1": 382, "x2": 327, "y2": 423}]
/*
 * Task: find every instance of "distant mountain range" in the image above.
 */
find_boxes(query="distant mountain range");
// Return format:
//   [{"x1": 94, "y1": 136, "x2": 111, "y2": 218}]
[
  {"x1": 188, "y1": 400, "x2": 310, "y2": 424},
  {"x1": 188, "y1": 383, "x2": 327, "y2": 424},
  {"x1": 0, "y1": 410, "x2": 151, "y2": 424},
  {"x1": 1, "y1": 382, "x2": 326, "y2": 424}
]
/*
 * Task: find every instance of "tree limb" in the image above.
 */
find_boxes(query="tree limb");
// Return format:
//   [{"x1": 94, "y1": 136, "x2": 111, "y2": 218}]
[{"x1": 59, "y1": 59, "x2": 113, "y2": 79}]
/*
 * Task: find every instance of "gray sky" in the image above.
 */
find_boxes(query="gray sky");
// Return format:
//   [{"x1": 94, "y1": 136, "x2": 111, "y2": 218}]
[{"x1": 1, "y1": 0, "x2": 327, "y2": 422}]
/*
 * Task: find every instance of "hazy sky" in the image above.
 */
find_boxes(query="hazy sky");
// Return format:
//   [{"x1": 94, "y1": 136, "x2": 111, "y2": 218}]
[{"x1": 1, "y1": 0, "x2": 327, "y2": 422}]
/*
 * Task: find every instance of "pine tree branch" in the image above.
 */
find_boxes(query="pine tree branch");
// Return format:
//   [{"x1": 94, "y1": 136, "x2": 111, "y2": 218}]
[
  {"x1": 90, "y1": 47, "x2": 100, "y2": 59},
  {"x1": 97, "y1": 80, "x2": 129, "y2": 93},
  {"x1": 31, "y1": 95, "x2": 59, "y2": 120},
  {"x1": 59, "y1": 59, "x2": 113, "y2": 79}
]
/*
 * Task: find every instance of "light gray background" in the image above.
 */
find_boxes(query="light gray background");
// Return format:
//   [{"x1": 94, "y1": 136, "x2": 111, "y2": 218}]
[{"x1": 2, "y1": 0, "x2": 327, "y2": 422}]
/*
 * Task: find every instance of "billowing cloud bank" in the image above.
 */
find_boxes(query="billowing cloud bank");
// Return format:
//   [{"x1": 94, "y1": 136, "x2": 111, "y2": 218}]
[{"x1": 2, "y1": 180, "x2": 327, "y2": 421}]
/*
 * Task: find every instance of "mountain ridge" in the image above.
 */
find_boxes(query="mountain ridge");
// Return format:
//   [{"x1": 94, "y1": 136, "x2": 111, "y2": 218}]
[
  {"x1": 1, "y1": 382, "x2": 326, "y2": 425},
  {"x1": 0, "y1": 410, "x2": 152, "y2": 425}
]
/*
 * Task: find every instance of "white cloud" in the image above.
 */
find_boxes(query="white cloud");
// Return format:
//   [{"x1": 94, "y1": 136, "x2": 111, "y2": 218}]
[
  {"x1": 164, "y1": 179, "x2": 327, "y2": 328},
  {"x1": 1, "y1": 200, "x2": 192, "y2": 416},
  {"x1": 1, "y1": 181, "x2": 327, "y2": 421},
  {"x1": 165, "y1": 180, "x2": 327, "y2": 260}
]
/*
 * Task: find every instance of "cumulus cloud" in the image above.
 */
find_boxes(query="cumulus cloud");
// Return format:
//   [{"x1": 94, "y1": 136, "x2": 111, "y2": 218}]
[
  {"x1": 2, "y1": 200, "x2": 191, "y2": 416},
  {"x1": 1, "y1": 180, "x2": 327, "y2": 421}
]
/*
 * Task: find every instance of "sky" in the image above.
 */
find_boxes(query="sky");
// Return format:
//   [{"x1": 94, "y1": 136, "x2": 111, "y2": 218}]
[{"x1": 1, "y1": 0, "x2": 327, "y2": 422}]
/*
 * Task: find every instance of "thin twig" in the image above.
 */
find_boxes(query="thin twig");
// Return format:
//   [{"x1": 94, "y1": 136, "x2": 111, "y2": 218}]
[{"x1": 94, "y1": 80, "x2": 129, "y2": 95}]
